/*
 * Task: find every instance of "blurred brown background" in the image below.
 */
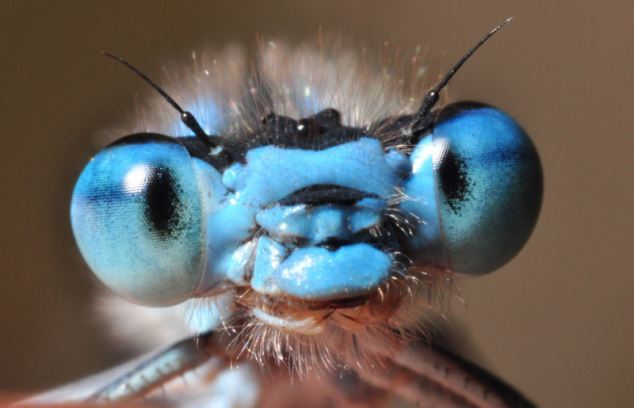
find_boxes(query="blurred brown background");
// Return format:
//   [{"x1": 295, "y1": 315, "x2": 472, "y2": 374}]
[{"x1": 0, "y1": 1, "x2": 632, "y2": 407}]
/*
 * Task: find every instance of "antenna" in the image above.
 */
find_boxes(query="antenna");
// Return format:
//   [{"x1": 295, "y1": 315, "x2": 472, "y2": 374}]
[
  {"x1": 101, "y1": 51, "x2": 217, "y2": 148},
  {"x1": 412, "y1": 17, "x2": 513, "y2": 135}
]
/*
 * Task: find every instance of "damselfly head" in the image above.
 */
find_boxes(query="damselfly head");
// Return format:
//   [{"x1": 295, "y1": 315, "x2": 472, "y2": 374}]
[{"x1": 70, "y1": 20, "x2": 542, "y2": 371}]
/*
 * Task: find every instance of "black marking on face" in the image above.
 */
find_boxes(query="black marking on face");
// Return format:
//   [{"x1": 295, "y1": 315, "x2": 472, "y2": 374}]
[
  {"x1": 277, "y1": 185, "x2": 378, "y2": 207},
  {"x1": 229, "y1": 109, "x2": 368, "y2": 152}
]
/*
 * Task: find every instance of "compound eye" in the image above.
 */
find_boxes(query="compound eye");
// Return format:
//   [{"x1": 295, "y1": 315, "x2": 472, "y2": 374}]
[
  {"x1": 432, "y1": 102, "x2": 543, "y2": 275},
  {"x1": 70, "y1": 134, "x2": 206, "y2": 305}
]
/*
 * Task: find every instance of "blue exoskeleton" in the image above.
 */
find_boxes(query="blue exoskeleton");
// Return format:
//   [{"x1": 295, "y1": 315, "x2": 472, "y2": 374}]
[{"x1": 32, "y1": 19, "x2": 542, "y2": 407}]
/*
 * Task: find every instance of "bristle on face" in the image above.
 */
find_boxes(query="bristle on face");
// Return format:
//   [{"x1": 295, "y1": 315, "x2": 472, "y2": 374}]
[{"x1": 113, "y1": 36, "x2": 447, "y2": 148}]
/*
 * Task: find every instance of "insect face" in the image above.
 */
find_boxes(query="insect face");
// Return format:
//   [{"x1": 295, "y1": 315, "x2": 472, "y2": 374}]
[
  {"x1": 66, "y1": 21, "x2": 544, "y2": 389},
  {"x1": 70, "y1": 101, "x2": 542, "y2": 311},
  {"x1": 33, "y1": 20, "x2": 546, "y2": 407}
]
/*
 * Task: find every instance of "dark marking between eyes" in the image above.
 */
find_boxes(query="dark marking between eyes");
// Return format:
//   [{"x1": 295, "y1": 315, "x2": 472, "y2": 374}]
[
  {"x1": 438, "y1": 148, "x2": 469, "y2": 213},
  {"x1": 277, "y1": 184, "x2": 378, "y2": 207},
  {"x1": 144, "y1": 167, "x2": 181, "y2": 237}
]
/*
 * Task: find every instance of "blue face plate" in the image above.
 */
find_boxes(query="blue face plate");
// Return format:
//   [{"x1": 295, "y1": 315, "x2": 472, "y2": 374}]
[
  {"x1": 71, "y1": 103, "x2": 542, "y2": 306},
  {"x1": 200, "y1": 137, "x2": 403, "y2": 301}
]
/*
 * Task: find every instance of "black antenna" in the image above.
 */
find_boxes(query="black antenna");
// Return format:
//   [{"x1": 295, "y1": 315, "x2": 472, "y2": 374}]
[
  {"x1": 412, "y1": 17, "x2": 513, "y2": 135},
  {"x1": 101, "y1": 51, "x2": 217, "y2": 148}
]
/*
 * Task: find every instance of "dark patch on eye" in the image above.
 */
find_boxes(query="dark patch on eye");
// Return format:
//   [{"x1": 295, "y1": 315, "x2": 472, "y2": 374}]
[
  {"x1": 144, "y1": 167, "x2": 181, "y2": 238},
  {"x1": 438, "y1": 148, "x2": 469, "y2": 213}
]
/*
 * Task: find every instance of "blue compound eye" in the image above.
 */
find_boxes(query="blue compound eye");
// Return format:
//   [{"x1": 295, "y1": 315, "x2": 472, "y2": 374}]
[
  {"x1": 70, "y1": 134, "x2": 207, "y2": 306},
  {"x1": 403, "y1": 102, "x2": 543, "y2": 275}
]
